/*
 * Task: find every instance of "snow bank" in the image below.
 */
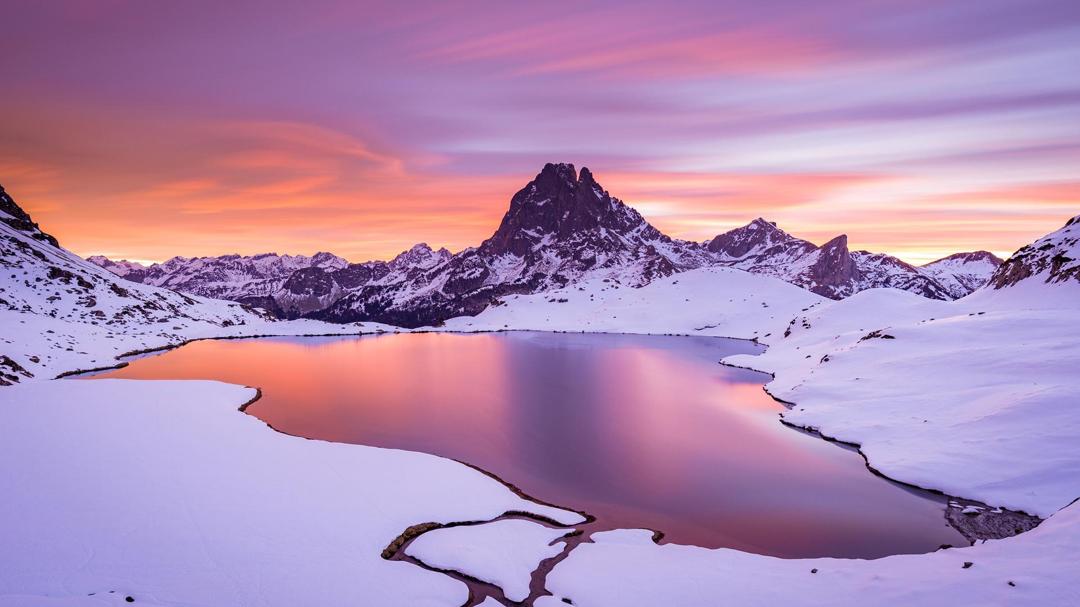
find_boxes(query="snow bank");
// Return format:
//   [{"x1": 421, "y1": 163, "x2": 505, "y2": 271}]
[
  {"x1": 0, "y1": 380, "x2": 581, "y2": 606},
  {"x1": 725, "y1": 282, "x2": 1080, "y2": 516},
  {"x1": 0, "y1": 309, "x2": 399, "y2": 383},
  {"x1": 406, "y1": 519, "x2": 572, "y2": 602},
  {"x1": 440, "y1": 266, "x2": 824, "y2": 340},
  {"x1": 542, "y1": 503, "x2": 1080, "y2": 607}
]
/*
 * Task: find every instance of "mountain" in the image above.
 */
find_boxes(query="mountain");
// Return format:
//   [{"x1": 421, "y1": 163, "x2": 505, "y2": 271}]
[
  {"x1": 88, "y1": 251, "x2": 352, "y2": 317},
  {"x1": 1, "y1": 184, "x2": 59, "y2": 247},
  {"x1": 988, "y1": 215, "x2": 1079, "y2": 289},
  {"x1": 89, "y1": 163, "x2": 1002, "y2": 324},
  {"x1": 705, "y1": 219, "x2": 957, "y2": 300},
  {"x1": 313, "y1": 163, "x2": 711, "y2": 326},
  {"x1": 0, "y1": 183, "x2": 283, "y2": 384},
  {"x1": 921, "y1": 251, "x2": 1004, "y2": 299},
  {"x1": 85, "y1": 255, "x2": 150, "y2": 280}
]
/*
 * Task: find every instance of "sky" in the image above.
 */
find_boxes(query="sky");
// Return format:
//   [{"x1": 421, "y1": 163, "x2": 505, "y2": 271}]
[{"x1": 1, "y1": 0, "x2": 1078, "y2": 265}]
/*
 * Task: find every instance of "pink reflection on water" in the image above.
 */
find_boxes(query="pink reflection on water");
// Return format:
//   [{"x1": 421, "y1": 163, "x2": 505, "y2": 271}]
[{"x1": 93, "y1": 332, "x2": 965, "y2": 558}]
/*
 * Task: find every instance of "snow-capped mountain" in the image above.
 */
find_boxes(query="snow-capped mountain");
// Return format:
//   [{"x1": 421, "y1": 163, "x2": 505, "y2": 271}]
[
  {"x1": 1, "y1": 184, "x2": 59, "y2": 248},
  {"x1": 85, "y1": 255, "x2": 149, "y2": 279},
  {"x1": 920, "y1": 251, "x2": 1004, "y2": 299},
  {"x1": 706, "y1": 219, "x2": 961, "y2": 300},
  {"x1": 0, "y1": 183, "x2": 278, "y2": 384},
  {"x1": 88, "y1": 251, "x2": 352, "y2": 316},
  {"x1": 314, "y1": 163, "x2": 712, "y2": 326},
  {"x1": 988, "y1": 215, "x2": 1079, "y2": 289},
  {"x1": 89, "y1": 164, "x2": 1004, "y2": 324}
]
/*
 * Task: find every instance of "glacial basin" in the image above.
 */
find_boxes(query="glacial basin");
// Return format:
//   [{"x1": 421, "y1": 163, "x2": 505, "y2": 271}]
[{"x1": 91, "y1": 331, "x2": 966, "y2": 558}]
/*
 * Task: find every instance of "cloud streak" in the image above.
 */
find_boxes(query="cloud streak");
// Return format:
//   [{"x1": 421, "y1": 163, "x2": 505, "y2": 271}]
[{"x1": 0, "y1": 0, "x2": 1077, "y2": 263}]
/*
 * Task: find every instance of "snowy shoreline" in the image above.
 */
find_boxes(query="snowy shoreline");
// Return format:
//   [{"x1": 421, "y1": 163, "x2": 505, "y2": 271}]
[{"x1": 90, "y1": 323, "x2": 1045, "y2": 548}]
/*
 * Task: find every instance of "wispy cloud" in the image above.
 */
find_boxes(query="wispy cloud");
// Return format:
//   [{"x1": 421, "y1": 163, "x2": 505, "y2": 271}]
[{"x1": 1, "y1": 0, "x2": 1077, "y2": 263}]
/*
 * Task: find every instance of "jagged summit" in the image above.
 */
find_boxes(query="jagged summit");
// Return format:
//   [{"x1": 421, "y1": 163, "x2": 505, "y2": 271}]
[
  {"x1": 707, "y1": 217, "x2": 807, "y2": 259},
  {"x1": 483, "y1": 163, "x2": 662, "y2": 256}
]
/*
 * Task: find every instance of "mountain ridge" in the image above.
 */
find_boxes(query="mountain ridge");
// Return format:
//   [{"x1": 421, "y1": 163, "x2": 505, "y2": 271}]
[{"x1": 83, "y1": 164, "x2": 1010, "y2": 325}]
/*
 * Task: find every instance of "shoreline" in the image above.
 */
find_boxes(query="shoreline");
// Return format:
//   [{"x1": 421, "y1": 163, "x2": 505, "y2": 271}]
[{"x1": 77, "y1": 327, "x2": 1028, "y2": 553}]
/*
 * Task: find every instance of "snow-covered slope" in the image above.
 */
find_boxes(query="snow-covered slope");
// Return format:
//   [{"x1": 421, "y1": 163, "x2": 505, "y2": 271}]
[
  {"x1": 920, "y1": 251, "x2": 1003, "y2": 299},
  {"x1": 988, "y1": 214, "x2": 1079, "y2": 289},
  {"x1": 0, "y1": 379, "x2": 582, "y2": 607},
  {"x1": 0, "y1": 184, "x2": 388, "y2": 383},
  {"x1": 440, "y1": 266, "x2": 824, "y2": 340}
]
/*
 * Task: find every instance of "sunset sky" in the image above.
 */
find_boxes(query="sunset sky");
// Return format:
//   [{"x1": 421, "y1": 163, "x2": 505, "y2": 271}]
[{"x1": 2, "y1": 0, "x2": 1079, "y2": 264}]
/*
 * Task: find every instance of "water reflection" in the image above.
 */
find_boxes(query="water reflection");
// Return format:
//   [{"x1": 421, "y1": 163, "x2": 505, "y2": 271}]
[{"x1": 92, "y1": 332, "x2": 965, "y2": 558}]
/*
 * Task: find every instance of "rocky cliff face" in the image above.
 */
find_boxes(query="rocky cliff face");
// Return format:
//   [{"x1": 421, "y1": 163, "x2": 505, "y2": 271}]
[{"x1": 989, "y1": 215, "x2": 1080, "y2": 289}]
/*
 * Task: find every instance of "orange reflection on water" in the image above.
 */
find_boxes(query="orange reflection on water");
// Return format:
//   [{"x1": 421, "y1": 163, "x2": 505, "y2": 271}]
[{"x1": 93, "y1": 332, "x2": 964, "y2": 558}]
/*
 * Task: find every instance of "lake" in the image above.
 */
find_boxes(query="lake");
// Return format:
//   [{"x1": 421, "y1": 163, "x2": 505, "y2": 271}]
[{"x1": 91, "y1": 331, "x2": 966, "y2": 558}]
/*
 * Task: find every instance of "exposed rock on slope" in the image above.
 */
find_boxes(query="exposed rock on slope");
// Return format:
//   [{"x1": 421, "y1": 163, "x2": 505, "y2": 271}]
[
  {"x1": 0, "y1": 183, "x2": 58, "y2": 247},
  {"x1": 706, "y1": 219, "x2": 957, "y2": 300},
  {"x1": 988, "y1": 215, "x2": 1079, "y2": 288},
  {"x1": 0, "y1": 183, "x2": 376, "y2": 383},
  {"x1": 0, "y1": 185, "x2": 257, "y2": 328},
  {"x1": 314, "y1": 163, "x2": 711, "y2": 326}
]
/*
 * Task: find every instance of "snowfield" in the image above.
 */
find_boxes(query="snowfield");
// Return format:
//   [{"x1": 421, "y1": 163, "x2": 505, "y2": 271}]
[
  {"x1": 0, "y1": 380, "x2": 582, "y2": 606},
  {"x1": 440, "y1": 266, "x2": 825, "y2": 340},
  {"x1": 724, "y1": 281, "x2": 1080, "y2": 519}
]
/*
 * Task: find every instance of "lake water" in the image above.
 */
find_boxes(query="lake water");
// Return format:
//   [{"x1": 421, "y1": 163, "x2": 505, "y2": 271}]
[{"x1": 92, "y1": 332, "x2": 966, "y2": 558}]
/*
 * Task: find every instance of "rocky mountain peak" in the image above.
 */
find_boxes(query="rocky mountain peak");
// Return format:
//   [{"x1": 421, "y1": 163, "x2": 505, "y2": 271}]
[
  {"x1": 0, "y1": 183, "x2": 59, "y2": 247},
  {"x1": 925, "y1": 251, "x2": 1005, "y2": 267},
  {"x1": 920, "y1": 250, "x2": 1005, "y2": 299},
  {"x1": 311, "y1": 251, "x2": 347, "y2": 267},
  {"x1": 483, "y1": 163, "x2": 659, "y2": 257},
  {"x1": 821, "y1": 233, "x2": 849, "y2": 252},
  {"x1": 706, "y1": 217, "x2": 797, "y2": 258},
  {"x1": 805, "y1": 234, "x2": 860, "y2": 294},
  {"x1": 389, "y1": 243, "x2": 452, "y2": 270}
]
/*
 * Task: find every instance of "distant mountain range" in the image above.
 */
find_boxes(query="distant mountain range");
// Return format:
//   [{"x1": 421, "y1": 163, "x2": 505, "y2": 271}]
[{"x1": 86, "y1": 164, "x2": 1005, "y2": 326}]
